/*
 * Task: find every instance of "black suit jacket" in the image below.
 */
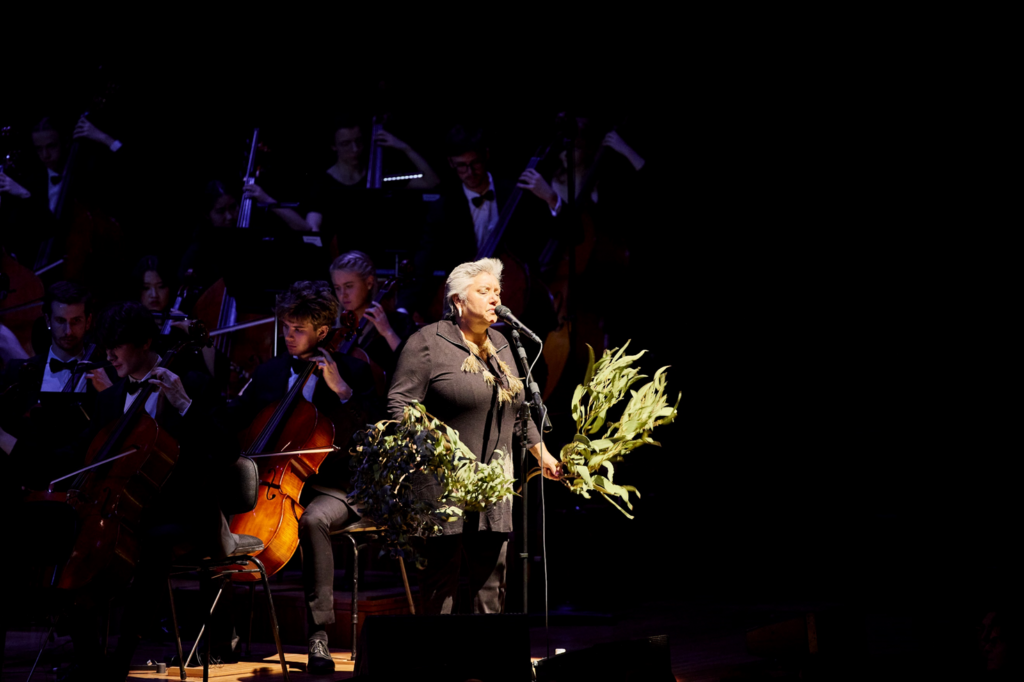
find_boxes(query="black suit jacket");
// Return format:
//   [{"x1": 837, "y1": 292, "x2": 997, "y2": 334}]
[
  {"x1": 227, "y1": 353, "x2": 375, "y2": 498},
  {"x1": 1, "y1": 348, "x2": 117, "y2": 487},
  {"x1": 433, "y1": 175, "x2": 562, "y2": 275}
]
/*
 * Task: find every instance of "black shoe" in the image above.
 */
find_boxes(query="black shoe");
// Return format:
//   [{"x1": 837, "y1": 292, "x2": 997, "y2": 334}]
[{"x1": 307, "y1": 638, "x2": 335, "y2": 675}]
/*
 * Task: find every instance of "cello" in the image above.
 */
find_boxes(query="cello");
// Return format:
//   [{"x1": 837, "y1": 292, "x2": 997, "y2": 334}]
[
  {"x1": 39, "y1": 322, "x2": 209, "y2": 591},
  {"x1": 227, "y1": 355, "x2": 351, "y2": 580}
]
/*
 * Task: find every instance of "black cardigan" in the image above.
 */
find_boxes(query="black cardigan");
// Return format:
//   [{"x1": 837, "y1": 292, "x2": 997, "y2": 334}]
[{"x1": 387, "y1": 320, "x2": 541, "y2": 534}]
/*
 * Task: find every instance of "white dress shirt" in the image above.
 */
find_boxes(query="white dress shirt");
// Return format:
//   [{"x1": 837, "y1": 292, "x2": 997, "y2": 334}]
[
  {"x1": 463, "y1": 173, "x2": 563, "y2": 251},
  {"x1": 123, "y1": 356, "x2": 191, "y2": 418},
  {"x1": 41, "y1": 346, "x2": 88, "y2": 393},
  {"x1": 46, "y1": 169, "x2": 62, "y2": 214},
  {"x1": 464, "y1": 173, "x2": 500, "y2": 251},
  {"x1": 288, "y1": 361, "x2": 318, "y2": 403}
]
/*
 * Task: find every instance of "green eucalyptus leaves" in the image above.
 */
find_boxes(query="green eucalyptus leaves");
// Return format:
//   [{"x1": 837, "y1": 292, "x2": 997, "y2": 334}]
[
  {"x1": 349, "y1": 403, "x2": 516, "y2": 566},
  {"x1": 558, "y1": 342, "x2": 680, "y2": 518}
]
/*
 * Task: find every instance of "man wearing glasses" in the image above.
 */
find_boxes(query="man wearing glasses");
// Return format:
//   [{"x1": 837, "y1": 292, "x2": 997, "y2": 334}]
[{"x1": 438, "y1": 125, "x2": 563, "y2": 273}]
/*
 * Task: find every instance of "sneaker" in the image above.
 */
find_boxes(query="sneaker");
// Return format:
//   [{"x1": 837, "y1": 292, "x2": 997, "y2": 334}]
[{"x1": 307, "y1": 638, "x2": 335, "y2": 675}]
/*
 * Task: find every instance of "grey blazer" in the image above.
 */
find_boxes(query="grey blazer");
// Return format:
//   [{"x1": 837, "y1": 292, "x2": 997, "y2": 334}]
[{"x1": 387, "y1": 320, "x2": 541, "y2": 534}]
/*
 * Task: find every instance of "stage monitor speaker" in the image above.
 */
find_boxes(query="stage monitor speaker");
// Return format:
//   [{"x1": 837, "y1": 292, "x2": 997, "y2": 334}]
[
  {"x1": 354, "y1": 613, "x2": 531, "y2": 681},
  {"x1": 533, "y1": 634, "x2": 674, "y2": 682}
]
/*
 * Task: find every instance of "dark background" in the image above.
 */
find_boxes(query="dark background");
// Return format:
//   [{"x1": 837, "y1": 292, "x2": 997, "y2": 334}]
[{"x1": 3, "y1": 36, "x2": 1007, "y2": 625}]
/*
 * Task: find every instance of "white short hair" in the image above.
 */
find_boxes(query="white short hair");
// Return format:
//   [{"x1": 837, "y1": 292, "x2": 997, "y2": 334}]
[{"x1": 444, "y1": 258, "x2": 503, "y2": 319}]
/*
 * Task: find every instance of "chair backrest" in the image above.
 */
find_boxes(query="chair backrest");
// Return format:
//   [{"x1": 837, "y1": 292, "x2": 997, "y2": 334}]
[{"x1": 220, "y1": 455, "x2": 259, "y2": 516}]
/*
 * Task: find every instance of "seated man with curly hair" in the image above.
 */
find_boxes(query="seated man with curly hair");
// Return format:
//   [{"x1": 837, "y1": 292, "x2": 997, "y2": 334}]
[{"x1": 228, "y1": 280, "x2": 374, "y2": 674}]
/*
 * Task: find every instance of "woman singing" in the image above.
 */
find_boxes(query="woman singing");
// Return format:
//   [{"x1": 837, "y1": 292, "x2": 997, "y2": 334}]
[{"x1": 387, "y1": 257, "x2": 562, "y2": 615}]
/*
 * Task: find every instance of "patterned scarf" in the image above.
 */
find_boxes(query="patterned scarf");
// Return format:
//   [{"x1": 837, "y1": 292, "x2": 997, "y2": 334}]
[{"x1": 459, "y1": 334, "x2": 524, "y2": 406}]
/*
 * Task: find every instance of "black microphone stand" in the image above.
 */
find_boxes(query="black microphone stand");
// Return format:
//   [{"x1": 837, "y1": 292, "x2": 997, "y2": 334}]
[{"x1": 509, "y1": 328, "x2": 551, "y2": 614}]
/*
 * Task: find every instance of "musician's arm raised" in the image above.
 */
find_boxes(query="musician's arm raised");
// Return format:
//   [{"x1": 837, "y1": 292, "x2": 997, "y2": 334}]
[
  {"x1": 374, "y1": 130, "x2": 441, "y2": 189},
  {"x1": 517, "y1": 169, "x2": 562, "y2": 214},
  {"x1": 243, "y1": 183, "x2": 316, "y2": 232},
  {"x1": 602, "y1": 131, "x2": 645, "y2": 171}
]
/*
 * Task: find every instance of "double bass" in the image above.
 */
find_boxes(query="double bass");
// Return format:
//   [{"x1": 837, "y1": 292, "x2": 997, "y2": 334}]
[
  {"x1": 192, "y1": 129, "x2": 275, "y2": 395},
  {"x1": 37, "y1": 322, "x2": 209, "y2": 591},
  {"x1": 36, "y1": 74, "x2": 124, "y2": 286},
  {"x1": 228, "y1": 353, "x2": 354, "y2": 580}
]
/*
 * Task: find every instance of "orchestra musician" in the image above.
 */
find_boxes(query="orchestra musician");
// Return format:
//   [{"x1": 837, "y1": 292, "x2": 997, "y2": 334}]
[
  {"x1": 176, "y1": 180, "x2": 239, "y2": 293},
  {"x1": 92, "y1": 302, "x2": 239, "y2": 680},
  {"x1": 302, "y1": 114, "x2": 441, "y2": 261},
  {"x1": 435, "y1": 125, "x2": 565, "y2": 272},
  {"x1": 226, "y1": 280, "x2": 374, "y2": 674},
  {"x1": 0, "y1": 116, "x2": 127, "y2": 275},
  {"x1": 0, "y1": 281, "x2": 114, "y2": 487},
  {"x1": 2, "y1": 301, "x2": 231, "y2": 680},
  {"x1": 329, "y1": 250, "x2": 416, "y2": 379},
  {"x1": 387, "y1": 258, "x2": 562, "y2": 615},
  {"x1": 134, "y1": 255, "x2": 188, "y2": 332}
]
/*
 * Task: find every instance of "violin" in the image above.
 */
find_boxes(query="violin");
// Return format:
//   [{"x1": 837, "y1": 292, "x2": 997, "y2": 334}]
[
  {"x1": 325, "y1": 275, "x2": 402, "y2": 397},
  {"x1": 42, "y1": 322, "x2": 210, "y2": 591},
  {"x1": 227, "y1": 355, "x2": 347, "y2": 580}
]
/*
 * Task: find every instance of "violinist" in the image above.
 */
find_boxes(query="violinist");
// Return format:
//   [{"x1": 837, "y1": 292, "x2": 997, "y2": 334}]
[
  {"x1": 135, "y1": 255, "x2": 188, "y2": 331},
  {"x1": 330, "y1": 250, "x2": 416, "y2": 380},
  {"x1": 227, "y1": 280, "x2": 374, "y2": 674}
]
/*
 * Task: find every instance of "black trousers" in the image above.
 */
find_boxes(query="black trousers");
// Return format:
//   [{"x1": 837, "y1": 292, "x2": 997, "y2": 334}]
[
  {"x1": 419, "y1": 530, "x2": 508, "y2": 615},
  {"x1": 297, "y1": 493, "x2": 356, "y2": 635}
]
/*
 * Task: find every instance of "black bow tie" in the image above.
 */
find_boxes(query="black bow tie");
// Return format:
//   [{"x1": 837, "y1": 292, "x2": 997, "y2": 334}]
[
  {"x1": 49, "y1": 358, "x2": 79, "y2": 373},
  {"x1": 49, "y1": 175, "x2": 62, "y2": 186},
  {"x1": 471, "y1": 189, "x2": 495, "y2": 208},
  {"x1": 126, "y1": 378, "x2": 144, "y2": 395}
]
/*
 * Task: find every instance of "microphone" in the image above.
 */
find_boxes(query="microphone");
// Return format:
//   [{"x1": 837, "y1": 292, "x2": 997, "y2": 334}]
[{"x1": 494, "y1": 305, "x2": 542, "y2": 344}]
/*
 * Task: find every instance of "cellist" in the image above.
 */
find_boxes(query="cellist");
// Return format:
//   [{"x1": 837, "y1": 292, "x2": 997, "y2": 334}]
[
  {"x1": 0, "y1": 281, "x2": 114, "y2": 487},
  {"x1": 226, "y1": 280, "x2": 374, "y2": 675},
  {"x1": 1, "y1": 301, "x2": 234, "y2": 679},
  {"x1": 93, "y1": 302, "x2": 238, "y2": 679}
]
